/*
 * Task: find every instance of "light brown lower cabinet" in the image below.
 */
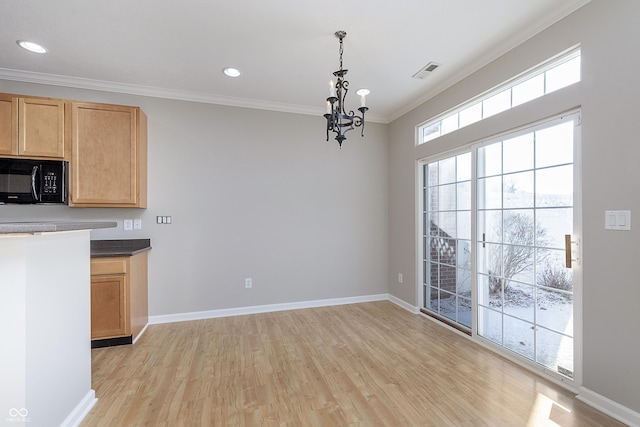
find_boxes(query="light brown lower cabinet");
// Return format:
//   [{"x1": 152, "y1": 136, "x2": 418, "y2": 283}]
[{"x1": 90, "y1": 252, "x2": 148, "y2": 342}]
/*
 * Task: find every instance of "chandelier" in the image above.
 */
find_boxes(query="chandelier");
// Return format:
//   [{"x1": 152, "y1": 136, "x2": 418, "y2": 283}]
[{"x1": 324, "y1": 31, "x2": 368, "y2": 148}]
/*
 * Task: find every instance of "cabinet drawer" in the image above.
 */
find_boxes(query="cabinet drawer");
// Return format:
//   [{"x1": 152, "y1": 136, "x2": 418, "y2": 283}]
[{"x1": 91, "y1": 257, "x2": 128, "y2": 275}]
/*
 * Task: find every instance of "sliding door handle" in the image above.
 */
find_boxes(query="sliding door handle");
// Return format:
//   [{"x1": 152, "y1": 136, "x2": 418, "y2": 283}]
[{"x1": 565, "y1": 234, "x2": 580, "y2": 268}]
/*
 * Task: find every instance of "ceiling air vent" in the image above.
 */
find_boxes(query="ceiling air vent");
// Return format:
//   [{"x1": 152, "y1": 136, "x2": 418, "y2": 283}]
[{"x1": 412, "y1": 62, "x2": 441, "y2": 79}]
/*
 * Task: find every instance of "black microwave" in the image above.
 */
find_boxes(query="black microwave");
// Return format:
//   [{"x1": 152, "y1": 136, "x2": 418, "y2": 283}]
[{"x1": 0, "y1": 158, "x2": 68, "y2": 204}]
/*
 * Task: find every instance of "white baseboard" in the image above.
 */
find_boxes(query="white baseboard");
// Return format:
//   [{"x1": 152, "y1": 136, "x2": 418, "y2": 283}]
[
  {"x1": 60, "y1": 389, "x2": 97, "y2": 427},
  {"x1": 149, "y1": 293, "x2": 389, "y2": 325},
  {"x1": 388, "y1": 294, "x2": 419, "y2": 313},
  {"x1": 577, "y1": 386, "x2": 640, "y2": 426},
  {"x1": 132, "y1": 322, "x2": 149, "y2": 345}
]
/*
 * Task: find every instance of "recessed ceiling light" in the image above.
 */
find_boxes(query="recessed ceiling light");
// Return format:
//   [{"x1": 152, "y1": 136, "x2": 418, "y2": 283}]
[
  {"x1": 356, "y1": 89, "x2": 370, "y2": 96},
  {"x1": 17, "y1": 40, "x2": 47, "y2": 54},
  {"x1": 223, "y1": 67, "x2": 241, "y2": 77}
]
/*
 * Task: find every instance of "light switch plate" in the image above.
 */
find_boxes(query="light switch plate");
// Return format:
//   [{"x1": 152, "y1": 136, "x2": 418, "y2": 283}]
[
  {"x1": 604, "y1": 210, "x2": 631, "y2": 230},
  {"x1": 123, "y1": 219, "x2": 133, "y2": 231}
]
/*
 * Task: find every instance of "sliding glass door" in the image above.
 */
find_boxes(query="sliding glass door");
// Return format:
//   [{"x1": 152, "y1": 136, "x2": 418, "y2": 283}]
[
  {"x1": 476, "y1": 114, "x2": 577, "y2": 377},
  {"x1": 423, "y1": 113, "x2": 579, "y2": 379},
  {"x1": 423, "y1": 153, "x2": 472, "y2": 330}
]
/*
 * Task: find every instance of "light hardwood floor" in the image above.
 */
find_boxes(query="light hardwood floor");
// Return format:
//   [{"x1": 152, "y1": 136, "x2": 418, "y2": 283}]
[{"x1": 81, "y1": 301, "x2": 623, "y2": 426}]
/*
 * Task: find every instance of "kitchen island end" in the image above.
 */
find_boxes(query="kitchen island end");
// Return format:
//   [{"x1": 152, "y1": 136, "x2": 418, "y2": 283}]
[{"x1": 0, "y1": 222, "x2": 115, "y2": 427}]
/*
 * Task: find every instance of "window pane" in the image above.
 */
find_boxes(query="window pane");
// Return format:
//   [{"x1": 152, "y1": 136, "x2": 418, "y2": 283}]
[
  {"x1": 458, "y1": 296, "x2": 472, "y2": 328},
  {"x1": 478, "y1": 306, "x2": 503, "y2": 345},
  {"x1": 503, "y1": 284, "x2": 534, "y2": 323},
  {"x1": 456, "y1": 152, "x2": 471, "y2": 181},
  {"x1": 503, "y1": 133, "x2": 534, "y2": 174},
  {"x1": 437, "y1": 238, "x2": 456, "y2": 266},
  {"x1": 536, "y1": 165, "x2": 573, "y2": 207},
  {"x1": 427, "y1": 162, "x2": 439, "y2": 187},
  {"x1": 477, "y1": 142, "x2": 502, "y2": 177},
  {"x1": 512, "y1": 74, "x2": 545, "y2": 107},
  {"x1": 459, "y1": 102, "x2": 482, "y2": 127},
  {"x1": 536, "y1": 208, "x2": 572, "y2": 249},
  {"x1": 428, "y1": 287, "x2": 439, "y2": 310},
  {"x1": 536, "y1": 250, "x2": 573, "y2": 293},
  {"x1": 477, "y1": 274, "x2": 492, "y2": 307},
  {"x1": 439, "y1": 213, "x2": 457, "y2": 238},
  {"x1": 457, "y1": 211, "x2": 471, "y2": 240},
  {"x1": 438, "y1": 184, "x2": 457, "y2": 211},
  {"x1": 536, "y1": 121, "x2": 573, "y2": 167},
  {"x1": 504, "y1": 315, "x2": 535, "y2": 359},
  {"x1": 503, "y1": 210, "x2": 535, "y2": 245},
  {"x1": 483, "y1": 89, "x2": 512, "y2": 118},
  {"x1": 442, "y1": 114, "x2": 459, "y2": 134},
  {"x1": 439, "y1": 157, "x2": 456, "y2": 184},
  {"x1": 427, "y1": 187, "x2": 439, "y2": 211},
  {"x1": 477, "y1": 209, "x2": 502, "y2": 244},
  {"x1": 439, "y1": 291, "x2": 457, "y2": 322},
  {"x1": 457, "y1": 240, "x2": 472, "y2": 269},
  {"x1": 477, "y1": 176, "x2": 502, "y2": 209},
  {"x1": 503, "y1": 171, "x2": 534, "y2": 209},
  {"x1": 457, "y1": 181, "x2": 471, "y2": 210},
  {"x1": 536, "y1": 288, "x2": 574, "y2": 335},
  {"x1": 430, "y1": 214, "x2": 444, "y2": 238},
  {"x1": 546, "y1": 56, "x2": 581, "y2": 93},
  {"x1": 423, "y1": 122, "x2": 441, "y2": 143},
  {"x1": 429, "y1": 259, "x2": 439, "y2": 280},
  {"x1": 536, "y1": 327, "x2": 573, "y2": 376},
  {"x1": 477, "y1": 242, "x2": 502, "y2": 277}
]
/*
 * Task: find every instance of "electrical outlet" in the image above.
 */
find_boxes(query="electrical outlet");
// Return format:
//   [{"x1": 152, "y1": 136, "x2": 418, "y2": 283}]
[
  {"x1": 123, "y1": 219, "x2": 133, "y2": 231},
  {"x1": 245, "y1": 278, "x2": 252, "y2": 288},
  {"x1": 134, "y1": 219, "x2": 142, "y2": 230},
  {"x1": 398, "y1": 273, "x2": 403, "y2": 284}
]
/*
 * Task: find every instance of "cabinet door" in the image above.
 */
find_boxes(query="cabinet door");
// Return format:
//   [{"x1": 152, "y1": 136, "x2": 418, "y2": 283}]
[
  {"x1": 0, "y1": 94, "x2": 18, "y2": 155},
  {"x1": 70, "y1": 102, "x2": 146, "y2": 207},
  {"x1": 91, "y1": 275, "x2": 130, "y2": 339},
  {"x1": 19, "y1": 97, "x2": 65, "y2": 158}
]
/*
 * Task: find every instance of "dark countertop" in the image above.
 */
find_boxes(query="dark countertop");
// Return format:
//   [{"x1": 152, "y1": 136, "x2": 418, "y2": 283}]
[
  {"x1": 90, "y1": 239, "x2": 152, "y2": 257},
  {"x1": 0, "y1": 221, "x2": 117, "y2": 234}
]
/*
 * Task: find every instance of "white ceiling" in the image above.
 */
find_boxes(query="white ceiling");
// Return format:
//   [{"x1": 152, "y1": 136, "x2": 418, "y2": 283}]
[{"x1": 0, "y1": 0, "x2": 590, "y2": 123}]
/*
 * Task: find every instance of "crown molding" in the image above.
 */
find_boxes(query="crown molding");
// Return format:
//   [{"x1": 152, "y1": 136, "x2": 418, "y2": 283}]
[{"x1": 0, "y1": 68, "x2": 388, "y2": 123}]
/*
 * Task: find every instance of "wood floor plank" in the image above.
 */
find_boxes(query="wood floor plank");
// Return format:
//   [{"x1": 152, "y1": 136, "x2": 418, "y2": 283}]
[{"x1": 81, "y1": 301, "x2": 624, "y2": 426}]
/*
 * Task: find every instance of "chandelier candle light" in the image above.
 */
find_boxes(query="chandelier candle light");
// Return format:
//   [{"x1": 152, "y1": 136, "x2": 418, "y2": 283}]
[{"x1": 324, "y1": 31, "x2": 368, "y2": 148}]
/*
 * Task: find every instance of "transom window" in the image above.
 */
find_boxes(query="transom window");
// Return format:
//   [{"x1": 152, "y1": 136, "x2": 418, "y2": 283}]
[{"x1": 418, "y1": 48, "x2": 581, "y2": 144}]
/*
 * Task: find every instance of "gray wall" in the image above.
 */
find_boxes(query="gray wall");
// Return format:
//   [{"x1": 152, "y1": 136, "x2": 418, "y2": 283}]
[
  {"x1": 389, "y1": 0, "x2": 639, "y2": 413},
  {"x1": 0, "y1": 81, "x2": 389, "y2": 316}
]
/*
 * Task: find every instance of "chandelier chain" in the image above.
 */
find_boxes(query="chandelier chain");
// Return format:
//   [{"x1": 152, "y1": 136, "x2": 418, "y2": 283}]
[{"x1": 338, "y1": 36, "x2": 344, "y2": 72}]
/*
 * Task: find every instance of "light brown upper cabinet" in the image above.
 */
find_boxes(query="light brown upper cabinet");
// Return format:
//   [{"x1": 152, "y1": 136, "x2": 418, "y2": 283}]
[
  {"x1": 0, "y1": 94, "x2": 66, "y2": 159},
  {"x1": 70, "y1": 102, "x2": 147, "y2": 207},
  {"x1": 0, "y1": 95, "x2": 17, "y2": 155}
]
